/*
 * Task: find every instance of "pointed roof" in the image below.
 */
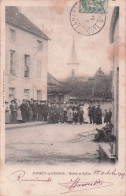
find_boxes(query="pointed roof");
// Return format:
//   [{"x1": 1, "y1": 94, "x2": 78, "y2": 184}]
[
  {"x1": 69, "y1": 36, "x2": 79, "y2": 64},
  {"x1": 95, "y1": 67, "x2": 104, "y2": 77}
]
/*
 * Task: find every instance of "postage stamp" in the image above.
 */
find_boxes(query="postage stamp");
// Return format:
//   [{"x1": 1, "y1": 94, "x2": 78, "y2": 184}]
[
  {"x1": 70, "y1": 1, "x2": 106, "y2": 36},
  {"x1": 79, "y1": 0, "x2": 107, "y2": 14}
]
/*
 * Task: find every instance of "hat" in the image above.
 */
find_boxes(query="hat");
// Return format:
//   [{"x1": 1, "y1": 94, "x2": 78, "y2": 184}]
[
  {"x1": 5, "y1": 101, "x2": 9, "y2": 103},
  {"x1": 11, "y1": 100, "x2": 15, "y2": 103}
]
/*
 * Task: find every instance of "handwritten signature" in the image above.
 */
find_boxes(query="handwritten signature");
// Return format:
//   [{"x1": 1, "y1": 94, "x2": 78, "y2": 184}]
[
  {"x1": 11, "y1": 170, "x2": 52, "y2": 182},
  {"x1": 58, "y1": 177, "x2": 113, "y2": 194}
]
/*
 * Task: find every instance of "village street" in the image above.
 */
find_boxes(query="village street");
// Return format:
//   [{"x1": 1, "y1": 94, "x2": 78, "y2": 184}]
[{"x1": 6, "y1": 123, "x2": 104, "y2": 165}]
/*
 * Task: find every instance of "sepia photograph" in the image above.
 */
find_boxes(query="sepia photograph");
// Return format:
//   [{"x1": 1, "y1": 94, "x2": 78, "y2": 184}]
[
  {"x1": 5, "y1": 4, "x2": 119, "y2": 165},
  {"x1": 0, "y1": 0, "x2": 125, "y2": 196}
]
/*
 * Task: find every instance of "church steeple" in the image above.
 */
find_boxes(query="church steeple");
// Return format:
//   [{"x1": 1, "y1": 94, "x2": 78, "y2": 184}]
[
  {"x1": 70, "y1": 36, "x2": 78, "y2": 63},
  {"x1": 67, "y1": 36, "x2": 79, "y2": 78}
]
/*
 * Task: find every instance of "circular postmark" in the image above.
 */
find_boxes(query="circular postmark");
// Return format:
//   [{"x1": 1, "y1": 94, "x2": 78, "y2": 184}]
[{"x1": 70, "y1": 1, "x2": 106, "y2": 36}]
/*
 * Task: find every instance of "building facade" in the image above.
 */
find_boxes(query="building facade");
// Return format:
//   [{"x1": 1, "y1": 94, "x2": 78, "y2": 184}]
[
  {"x1": 5, "y1": 6, "x2": 49, "y2": 102},
  {"x1": 109, "y1": 7, "x2": 119, "y2": 159}
]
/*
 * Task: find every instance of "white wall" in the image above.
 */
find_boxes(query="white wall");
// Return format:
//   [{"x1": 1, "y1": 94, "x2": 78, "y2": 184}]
[{"x1": 5, "y1": 23, "x2": 48, "y2": 101}]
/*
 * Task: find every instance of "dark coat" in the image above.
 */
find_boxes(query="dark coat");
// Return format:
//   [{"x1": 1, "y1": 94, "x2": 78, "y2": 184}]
[
  {"x1": 73, "y1": 111, "x2": 79, "y2": 123},
  {"x1": 95, "y1": 107, "x2": 102, "y2": 124}
]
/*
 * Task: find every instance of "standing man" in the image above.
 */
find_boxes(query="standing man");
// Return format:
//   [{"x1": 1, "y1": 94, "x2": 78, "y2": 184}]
[
  {"x1": 20, "y1": 99, "x2": 27, "y2": 123},
  {"x1": 92, "y1": 102, "x2": 96, "y2": 124},
  {"x1": 88, "y1": 102, "x2": 93, "y2": 124},
  {"x1": 37, "y1": 100, "x2": 41, "y2": 121},
  {"x1": 43, "y1": 100, "x2": 49, "y2": 122},
  {"x1": 32, "y1": 100, "x2": 38, "y2": 121},
  {"x1": 95, "y1": 105, "x2": 102, "y2": 124},
  {"x1": 108, "y1": 108, "x2": 112, "y2": 124}
]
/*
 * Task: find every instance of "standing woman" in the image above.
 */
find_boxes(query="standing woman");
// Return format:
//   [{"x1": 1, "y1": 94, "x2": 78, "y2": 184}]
[
  {"x1": 17, "y1": 100, "x2": 22, "y2": 123},
  {"x1": 10, "y1": 100, "x2": 17, "y2": 123},
  {"x1": 67, "y1": 108, "x2": 73, "y2": 124},
  {"x1": 83, "y1": 103, "x2": 89, "y2": 123},
  {"x1": 5, "y1": 101, "x2": 10, "y2": 124}
]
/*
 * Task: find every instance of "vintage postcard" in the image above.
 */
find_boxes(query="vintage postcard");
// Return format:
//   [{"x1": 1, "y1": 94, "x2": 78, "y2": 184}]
[{"x1": 0, "y1": 0, "x2": 126, "y2": 195}]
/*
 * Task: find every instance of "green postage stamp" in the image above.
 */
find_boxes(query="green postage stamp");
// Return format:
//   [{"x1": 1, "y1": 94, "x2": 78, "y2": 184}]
[{"x1": 79, "y1": 0, "x2": 107, "y2": 14}]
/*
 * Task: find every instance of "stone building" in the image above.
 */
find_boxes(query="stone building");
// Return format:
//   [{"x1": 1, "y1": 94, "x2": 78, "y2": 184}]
[
  {"x1": 110, "y1": 7, "x2": 119, "y2": 159},
  {"x1": 5, "y1": 6, "x2": 49, "y2": 102},
  {"x1": 99, "y1": 7, "x2": 119, "y2": 163}
]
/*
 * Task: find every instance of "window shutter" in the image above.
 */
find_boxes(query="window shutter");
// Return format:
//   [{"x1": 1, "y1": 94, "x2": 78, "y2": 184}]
[
  {"x1": 20, "y1": 54, "x2": 24, "y2": 77},
  {"x1": 29, "y1": 56, "x2": 34, "y2": 79},
  {"x1": 5, "y1": 50, "x2": 10, "y2": 74},
  {"x1": 15, "y1": 52, "x2": 20, "y2": 76}
]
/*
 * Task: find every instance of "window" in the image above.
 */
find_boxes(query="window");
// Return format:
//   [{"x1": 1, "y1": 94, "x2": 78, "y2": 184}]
[
  {"x1": 10, "y1": 50, "x2": 15, "y2": 75},
  {"x1": 9, "y1": 88, "x2": 15, "y2": 101},
  {"x1": 37, "y1": 90, "x2": 42, "y2": 100},
  {"x1": 24, "y1": 55, "x2": 30, "y2": 77},
  {"x1": 24, "y1": 89, "x2": 30, "y2": 99},
  {"x1": 37, "y1": 40, "x2": 42, "y2": 50},
  {"x1": 10, "y1": 29, "x2": 16, "y2": 42},
  {"x1": 37, "y1": 59, "x2": 42, "y2": 79}
]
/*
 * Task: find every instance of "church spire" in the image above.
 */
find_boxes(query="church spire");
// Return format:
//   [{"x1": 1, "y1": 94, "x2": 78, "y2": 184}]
[
  {"x1": 69, "y1": 36, "x2": 78, "y2": 63},
  {"x1": 67, "y1": 36, "x2": 79, "y2": 78}
]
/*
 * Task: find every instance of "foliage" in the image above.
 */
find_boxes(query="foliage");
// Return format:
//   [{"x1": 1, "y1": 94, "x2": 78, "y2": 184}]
[{"x1": 61, "y1": 74, "x2": 112, "y2": 99}]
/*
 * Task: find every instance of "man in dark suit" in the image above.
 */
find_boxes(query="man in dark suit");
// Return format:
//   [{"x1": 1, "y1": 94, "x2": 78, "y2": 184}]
[
  {"x1": 31, "y1": 100, "x2": 38, "y2": 121},
  {"x1": 43, "y1": 100, "x2": 49, "y2": 121},
  {"x1": 95, "y1": 105, "x2": 102, "y2": 124},
  {"x1": 20, "y1": 99, "x2": 27, "y2": 123}
]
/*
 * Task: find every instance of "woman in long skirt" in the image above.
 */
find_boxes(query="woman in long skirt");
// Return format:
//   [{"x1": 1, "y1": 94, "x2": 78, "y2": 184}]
[
  {"x1": 83, "y1": 103, "x2": 89, "y2": 123},
  {"x1": 5, "y1": 101, "x2": 10, "y2": 124},
  {"x1": 17, "y1": 100, "x2": 22, "y2": 122}
]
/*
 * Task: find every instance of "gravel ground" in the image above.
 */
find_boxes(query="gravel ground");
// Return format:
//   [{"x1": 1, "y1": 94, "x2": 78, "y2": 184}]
[{"x1": 5, "y1": 123, "x2": 104, "y2": 165}]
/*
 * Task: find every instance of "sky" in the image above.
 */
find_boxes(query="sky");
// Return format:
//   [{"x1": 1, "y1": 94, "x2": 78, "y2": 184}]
[{"x1": 20, "y1": 2, "x2": 114, "y2": 80}]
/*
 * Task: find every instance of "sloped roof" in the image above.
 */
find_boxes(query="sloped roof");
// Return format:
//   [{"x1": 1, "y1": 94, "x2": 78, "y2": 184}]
[
  {"x1": 47, "y1": 72, "x2": 60, "y2": 85},
  {"x1": 47, "y1": 72, "x2": 71, "y2": 94},
  {"x1": 5, "y1": 6, "x2": 50, "y2": 40}
]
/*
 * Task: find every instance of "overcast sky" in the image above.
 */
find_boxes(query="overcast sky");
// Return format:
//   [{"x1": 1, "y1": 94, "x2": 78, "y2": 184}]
[{"x1": 20, "y1": 3, "x2": 113, "y2": 80}]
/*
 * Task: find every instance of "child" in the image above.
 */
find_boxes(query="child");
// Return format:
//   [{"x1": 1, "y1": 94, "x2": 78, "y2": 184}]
[{"x1": 73, "y1": 109, "x2": 79, "y2": 124}]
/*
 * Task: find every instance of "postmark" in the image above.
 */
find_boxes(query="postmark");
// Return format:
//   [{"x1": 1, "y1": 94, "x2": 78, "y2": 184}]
[
  {"x1": 79, "y1": 0, "x2": 107, "y2": 14},
  {"x1": 70, "y1": 1, "x2": 106, "y2": 36}
]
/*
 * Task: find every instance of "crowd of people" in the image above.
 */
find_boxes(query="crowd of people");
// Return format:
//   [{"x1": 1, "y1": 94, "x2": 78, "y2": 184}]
[{"x1": 5, "y1": 98, "x2": 112, "y2": 125}]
